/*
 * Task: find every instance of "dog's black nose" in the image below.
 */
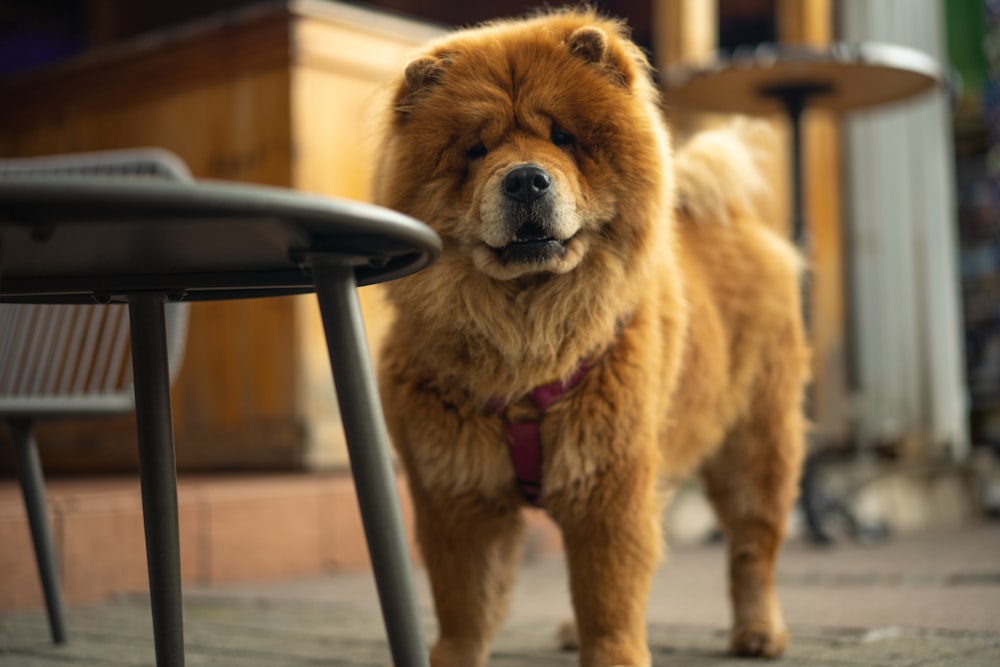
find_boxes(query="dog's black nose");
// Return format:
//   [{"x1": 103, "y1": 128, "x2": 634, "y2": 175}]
[{"x1": 503, "y1": 165, "x2": 551, "y2": 204}]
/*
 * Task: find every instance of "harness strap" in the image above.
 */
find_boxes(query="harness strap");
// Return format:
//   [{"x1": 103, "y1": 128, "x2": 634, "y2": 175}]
[{"x1": 499, "y1": 363, "x2": 590, "y2": 507}]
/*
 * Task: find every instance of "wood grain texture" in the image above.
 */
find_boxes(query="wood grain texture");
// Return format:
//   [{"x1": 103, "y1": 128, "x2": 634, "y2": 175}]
[{"x1": 0, "y1": 1, "x2": 440, "y2": 471}]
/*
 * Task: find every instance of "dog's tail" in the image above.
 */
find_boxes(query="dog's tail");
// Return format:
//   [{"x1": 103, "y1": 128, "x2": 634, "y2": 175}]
[{"x1": 673, "y1": 118, "x2": 783, "y2": 230}]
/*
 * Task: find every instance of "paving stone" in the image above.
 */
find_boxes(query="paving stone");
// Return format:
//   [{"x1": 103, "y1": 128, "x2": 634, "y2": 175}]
[
  {"x1": 3, "y1": 598, "x2": 1000, "y2": 666},
  {"x1": 3, "y1": 525, "x2": 999, "y2": 665}
]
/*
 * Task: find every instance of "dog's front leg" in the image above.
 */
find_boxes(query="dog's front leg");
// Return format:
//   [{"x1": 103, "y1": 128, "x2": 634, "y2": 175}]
[
  {"x1": 547, "y1": 458, "x2": 661, "y2": 667},
  {"x1": 410, "y1": 483, "x2": 525, "y2": 667}
]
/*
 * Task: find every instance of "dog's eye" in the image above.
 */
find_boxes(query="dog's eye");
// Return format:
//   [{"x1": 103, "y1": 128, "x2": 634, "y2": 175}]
[
  {"x1": 467, "y1": 142, "x2": 487, "y2": 159},
  {"x1": 551, "y1": 129, "x2": 575, "y2": 148}
]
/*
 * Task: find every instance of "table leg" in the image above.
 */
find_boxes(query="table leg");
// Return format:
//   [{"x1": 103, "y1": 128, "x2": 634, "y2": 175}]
[
  {"x1": 787, "y1": 97, "x2": 807, "y2": 249},
  {"x1": 128, "y1": 294, "x2": 185, "y2": 667},
  {"x1": 308, "y1": 255, "x2": 429, "y2": 667},
  {"x1": 764, "y1": 86, "x2": 888, "y2": 545},
  {"x1": 760, "y1": 83, "x2": 829, "y2": 251},
  {"x1": 775, "y1": 98, "x2": 826, "y2": 543},
  {"x1": 10, "y1": 417, "x2": 67, "y2": 644},
  {"x1": 780, "y1": 97, "x2": 840, "y2": 544}
]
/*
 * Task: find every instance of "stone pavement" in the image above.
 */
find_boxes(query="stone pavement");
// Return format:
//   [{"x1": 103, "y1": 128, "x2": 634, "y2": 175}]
[{"x1": 2, "y1": 523, "x2": 999, "y2": 666}]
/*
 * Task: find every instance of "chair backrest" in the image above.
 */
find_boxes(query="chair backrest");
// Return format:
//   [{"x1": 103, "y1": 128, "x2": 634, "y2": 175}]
[
  {"x1": 0, "y1": 148, "x2": 192, "y2": 417},
  {"x1": 0, "y1": 148, "x2": 193, "y2": 180}
]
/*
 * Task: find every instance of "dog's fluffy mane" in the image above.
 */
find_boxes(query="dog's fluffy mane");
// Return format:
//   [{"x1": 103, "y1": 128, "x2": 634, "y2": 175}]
[{"x1": 373, "y1": 7, "x2": 681, "y2": 402}]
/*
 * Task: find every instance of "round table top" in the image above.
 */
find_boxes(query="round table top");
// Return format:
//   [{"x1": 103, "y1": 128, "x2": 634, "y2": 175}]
[
  {"x1": 0, "y1": 177, "x2": 441, "y2": 303},
  {"x1": 663, "y1": 41, "x2": 943, "y2": 115}
]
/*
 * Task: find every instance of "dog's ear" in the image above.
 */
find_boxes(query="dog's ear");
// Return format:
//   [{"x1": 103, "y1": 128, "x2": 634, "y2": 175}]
[
  {"x1": 568, "y1": 26, "x2": 609, "y2": 64},
  {"x1": 404, "y1": 55, "x2": 445, "y2": 91},
  {"x1": 567, "y1": 26, "x2": 636, "y2": 88},
  {"x1": 393, "y1": 55, "x2": 448, "y2": 115}
]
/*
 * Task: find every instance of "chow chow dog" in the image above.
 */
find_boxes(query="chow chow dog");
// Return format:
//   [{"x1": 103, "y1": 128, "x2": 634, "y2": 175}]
[{"x1": 373, "y1": 8, "x2": 808, "y2": 667}]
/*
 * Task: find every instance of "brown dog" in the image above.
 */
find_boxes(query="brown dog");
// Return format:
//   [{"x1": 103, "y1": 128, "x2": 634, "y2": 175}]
[{"x1": 373, "y1": 8, "x2": 808, "y2": 667}]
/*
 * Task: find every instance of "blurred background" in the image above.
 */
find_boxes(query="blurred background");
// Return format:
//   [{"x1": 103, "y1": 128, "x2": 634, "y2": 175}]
[{"x1": 0, "y1": 0, "x2": 997, "y2": 616}]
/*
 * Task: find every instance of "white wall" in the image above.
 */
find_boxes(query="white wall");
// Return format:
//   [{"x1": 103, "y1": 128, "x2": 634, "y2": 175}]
[{"x1": 840, "y1": 0, "x2": 969, "y2": 458}]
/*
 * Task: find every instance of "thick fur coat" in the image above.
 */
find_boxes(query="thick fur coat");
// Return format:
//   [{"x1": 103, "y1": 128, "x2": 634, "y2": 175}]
[{"x1": 373, "y1": 9, "x2": 809, "y2": 667}]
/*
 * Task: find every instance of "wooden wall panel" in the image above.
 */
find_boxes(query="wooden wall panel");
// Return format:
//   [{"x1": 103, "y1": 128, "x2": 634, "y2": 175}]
[
  {"x1": 0, "y1": 63, "x2": 303, "y2": 470},
  {"x1": 0, "y1": 1, "x2": 441, "y2": 472},
  {"x1": 287, "y1": 11, "x2": 439, "y2": 467},
  {"x1": 652, "y1": 0, "x2": 718, "y2": 69}
]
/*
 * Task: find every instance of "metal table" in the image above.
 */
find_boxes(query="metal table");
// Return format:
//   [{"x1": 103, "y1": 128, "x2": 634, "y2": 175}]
[
  {"x1": 664, "y1": 41, "x2": 941, "y2": 246},
  {"x1": 0, "y1": 176, "x2": 440, "y2": 667}
]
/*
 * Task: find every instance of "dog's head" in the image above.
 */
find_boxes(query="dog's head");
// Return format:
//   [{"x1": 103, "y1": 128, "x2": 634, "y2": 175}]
[{"x1": 375, "y1": 9, "x2": 671, "y2": 282}]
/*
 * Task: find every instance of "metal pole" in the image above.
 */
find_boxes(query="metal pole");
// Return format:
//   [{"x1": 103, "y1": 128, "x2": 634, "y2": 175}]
[
  {"x1": 787, "y1": 94, "x2": 808, "y2": 250},
  {"x1": 767, "y1": 85, "x2": 878, "y2": 544},
  {"x1": 780, "y1": 91, "x2": 832, "y2": 543},
  {"x1": 759, "y1": 82, "x2": 829, "y2": 252},
  {"x1": 10, "y1": 418, "x2": 68, "y2": 644},
  {"x1": 128, "y1": 294, "x2": 185, "y2": 667},
  {"x1": 308, "y1": 254, "x2": 429, "y2": 667}
]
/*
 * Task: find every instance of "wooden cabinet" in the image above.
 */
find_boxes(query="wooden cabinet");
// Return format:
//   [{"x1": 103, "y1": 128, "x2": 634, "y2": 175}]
[{"x1": 0, "y1": 1, "x2": 443, "y2": 471}]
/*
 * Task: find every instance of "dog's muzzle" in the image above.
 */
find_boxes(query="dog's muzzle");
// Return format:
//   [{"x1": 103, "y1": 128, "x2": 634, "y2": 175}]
[{"x1": 491, "y1": 164, "x2": 568, "y2": 264}]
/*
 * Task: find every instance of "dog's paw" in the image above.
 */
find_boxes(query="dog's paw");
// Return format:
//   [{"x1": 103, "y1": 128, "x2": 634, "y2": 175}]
[
  {"x1": 430, "y1": 640, "x2": 486, "y2": 667},
  {"x1": 729, "y1": 624, "x2": 789, "y2": 659},
  {"x1": 579, "y1": 643, "x2": 651, "y2": 667},
  {"x1": 557, "y1": 619, "x2": 579, "y2": 651}
]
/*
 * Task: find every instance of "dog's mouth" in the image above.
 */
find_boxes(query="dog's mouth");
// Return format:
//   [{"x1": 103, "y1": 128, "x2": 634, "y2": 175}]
[
  {"x1": 489, "y1": 222, "x2": 571, "y2": 265},
  {"x1": 492, "y1": 238, "x2": 568, "y2": 264}
]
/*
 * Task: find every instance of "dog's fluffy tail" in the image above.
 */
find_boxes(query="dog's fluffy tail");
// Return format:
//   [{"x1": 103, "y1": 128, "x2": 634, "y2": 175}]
[{"x1": 673, "y1": 118, "x2": 782, "y2": 230}]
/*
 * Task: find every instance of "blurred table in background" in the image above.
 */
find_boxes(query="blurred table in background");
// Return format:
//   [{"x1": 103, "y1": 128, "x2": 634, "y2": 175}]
[{"x1": 665, "y1": 42, "x2": 941, "y2": 247}]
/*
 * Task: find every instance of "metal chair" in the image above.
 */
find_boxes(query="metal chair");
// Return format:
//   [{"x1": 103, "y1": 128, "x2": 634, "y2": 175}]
[{"x1": 0, "y1": 149, "x2": 192, "y2": 643}]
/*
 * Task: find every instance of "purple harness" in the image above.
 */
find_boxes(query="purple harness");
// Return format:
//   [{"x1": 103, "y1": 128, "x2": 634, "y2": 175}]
[{"x1": 494, "y1": 364, "x2": 590, "y2": 507}]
